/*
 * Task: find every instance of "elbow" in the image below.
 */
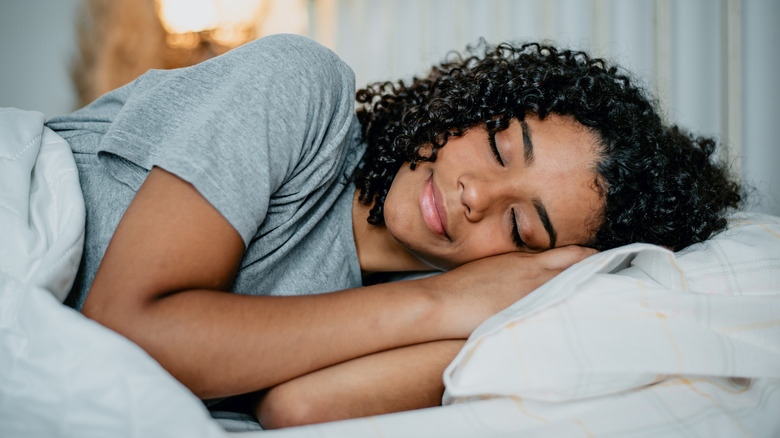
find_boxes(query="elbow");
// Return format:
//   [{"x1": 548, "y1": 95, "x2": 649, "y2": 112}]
[
  {"x1": 81, "y1": 281, "x2": 160, "y2": 332},
  {"x1": 81, "y1": 290, "x2": 115, "y2": 326},
  {"x1": 81, "y1": 288, "x2": 137, "y2": 332},
  {"x1": 257, "y1": 377, "x2": 384, "y2": 429},
  {"x1": 255, "y1": 384, "x2": 327, "y2": 429}
]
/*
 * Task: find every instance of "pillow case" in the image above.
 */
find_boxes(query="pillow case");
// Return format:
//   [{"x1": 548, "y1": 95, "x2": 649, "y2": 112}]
[{"x1": 444, "y1": 213, "x2": 780, "y2": 401}]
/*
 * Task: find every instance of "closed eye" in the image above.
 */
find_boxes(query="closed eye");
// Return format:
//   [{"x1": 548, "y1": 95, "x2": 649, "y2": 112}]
[
  {"x1": 488, "y1": 132, "x2": 504, "y2": 166},
  {"x1": 511, "y1": 209, "x2": 526, "y2": 249}
]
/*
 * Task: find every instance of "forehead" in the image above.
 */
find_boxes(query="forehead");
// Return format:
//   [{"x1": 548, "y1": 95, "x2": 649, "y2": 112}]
[
  {"x1": 516, "y1": 114, "x2": 604, "y2": 247},
  {"x1": 523, "y1": 114, "x2": 599, "y2": 165}
]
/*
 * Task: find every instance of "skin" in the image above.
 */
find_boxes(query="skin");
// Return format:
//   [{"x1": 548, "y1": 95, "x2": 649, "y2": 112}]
[
  {"x1": 256, "y1": 114, "x2": 605, "y2": 427},
  {"x1": 81, "y1": 113, "x2": 603, "y2": 429},
  {"x1": 361, "y1": 113, "x2": 604, "y2": 271},
  {"x1": 256, "y1": 340, "x2": 467, "y2": 428}
]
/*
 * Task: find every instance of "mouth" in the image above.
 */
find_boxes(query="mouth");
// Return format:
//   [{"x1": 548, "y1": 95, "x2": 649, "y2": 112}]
[{"x1": 420, "y1": 175, "x2": 450, "y2": 239}]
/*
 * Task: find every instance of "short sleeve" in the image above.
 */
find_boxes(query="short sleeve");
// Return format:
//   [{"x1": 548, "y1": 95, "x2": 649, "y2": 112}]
[{"x1": 95, "y1": 34, "x2": 357, "y2": 245}]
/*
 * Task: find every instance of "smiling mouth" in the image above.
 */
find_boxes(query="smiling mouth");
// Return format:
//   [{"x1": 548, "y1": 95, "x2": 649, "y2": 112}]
[{"x1": 420, "y1": 175, "x2": 450, "y2": 239}]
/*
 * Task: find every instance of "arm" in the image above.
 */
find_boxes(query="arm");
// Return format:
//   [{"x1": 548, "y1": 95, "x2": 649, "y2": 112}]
[
  {"x1": 84, "y1": 167, "x2": 593, "y2": 399},
  {"x1": 256, "y1": 340, "x2": 466, "y2": 429}
]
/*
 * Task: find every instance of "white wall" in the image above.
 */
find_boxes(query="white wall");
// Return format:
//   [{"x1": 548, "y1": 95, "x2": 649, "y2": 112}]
[
  {"x1": 0, "y1": 0, "x2": 82, "y2": 117},
  {"x1": 1, "y1": 0, "x2": 777, "y2": 215},
  {"x1": 742, "y1": 0, "x2": 780, "y2": 215}
]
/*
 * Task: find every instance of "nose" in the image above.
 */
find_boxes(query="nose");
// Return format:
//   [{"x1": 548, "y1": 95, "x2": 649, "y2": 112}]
[{"x1": 459, "y1": 173, "x2": 507, "y2": 222}]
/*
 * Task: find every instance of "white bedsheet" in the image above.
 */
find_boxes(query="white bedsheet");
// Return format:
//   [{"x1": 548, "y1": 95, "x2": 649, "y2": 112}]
[
  {"x1": 1, "y1": 107, "x2": 778, "y2": 437},
  {"x1": 0, "y1": 108, "x2": 228, "y2": 437}
]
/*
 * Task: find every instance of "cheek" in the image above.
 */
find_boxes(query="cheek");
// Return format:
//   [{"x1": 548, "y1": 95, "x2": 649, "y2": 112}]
[
  {"x1": 382, "y1": 196, "x2": 410, "y2": 239},
  {"x1": 452, "y1": 225, "x2": 516, "y2": 264},
  {"x1": 383, "y1": 169, "x2": 418, "y2": 239}
]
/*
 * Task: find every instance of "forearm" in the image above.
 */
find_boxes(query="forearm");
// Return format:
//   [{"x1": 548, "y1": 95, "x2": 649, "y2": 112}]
[
  {"x1": 256, "y1": 339, "x2": 467, "y2": 429},
  {"x1": 90, "y1": 245, "x2": 589, "y2": 399},
  {"x1": 84, "y1": 167, "x2": 593, "y2": 401},
  {"x1": 89, "y1": 278, "x2": 450, "y2": 400}
]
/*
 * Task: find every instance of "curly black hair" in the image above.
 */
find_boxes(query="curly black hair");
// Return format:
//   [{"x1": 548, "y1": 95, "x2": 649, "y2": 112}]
[{"x1": 354, "y1": 41, "x2": 741, "y2": 251}]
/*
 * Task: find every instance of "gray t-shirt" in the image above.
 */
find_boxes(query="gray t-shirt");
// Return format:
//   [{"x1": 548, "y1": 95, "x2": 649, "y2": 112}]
[{"x1": 47, "y1": 34, "x2": 365, "y2": 309}]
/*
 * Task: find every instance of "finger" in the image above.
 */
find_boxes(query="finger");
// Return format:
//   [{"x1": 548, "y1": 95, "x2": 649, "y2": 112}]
[{"x1": 538, "y1": 245, "x2": 598, "y2": 270}]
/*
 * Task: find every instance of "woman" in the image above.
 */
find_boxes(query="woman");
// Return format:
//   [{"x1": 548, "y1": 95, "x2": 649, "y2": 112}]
[{"x1": 46, "y1": 34, "x2": 740, "y2": 428}]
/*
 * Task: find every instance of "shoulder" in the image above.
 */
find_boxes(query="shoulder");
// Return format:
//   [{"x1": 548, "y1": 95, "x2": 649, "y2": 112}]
[
  {"x1": 226, "y1": 34, "x2": 354, "y2": 83},
  {"x1": 241, "y1": 34, "x2": 338, "y2": 58},
  {"x1": 244, "y1": 34, "x2": 337, "y2": 58}
]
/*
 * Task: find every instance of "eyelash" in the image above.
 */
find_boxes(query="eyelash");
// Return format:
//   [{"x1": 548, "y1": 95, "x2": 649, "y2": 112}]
[
  {"x1": 511, "y1": 210, "x2": 526, "y2": 249},
  {"x1": 488, "y1": 132, "x2": 504, "y2": 166},
  {"x1": 489, "y1": 132, "x2": 525, "y2": 249}
]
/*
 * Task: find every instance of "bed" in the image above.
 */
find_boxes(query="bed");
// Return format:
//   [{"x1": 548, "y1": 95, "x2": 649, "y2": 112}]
[{"x1": 2, "y1": 107, "x2": 779, "y2": 437}]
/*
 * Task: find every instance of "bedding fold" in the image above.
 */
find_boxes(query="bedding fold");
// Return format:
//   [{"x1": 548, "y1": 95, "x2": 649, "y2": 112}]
[
  {"x1": 0, "y1": 107, "x2": 85, "y2": 301},
  {"x1": 0, "y1": 108, "x2": 230, "y2": 438}
]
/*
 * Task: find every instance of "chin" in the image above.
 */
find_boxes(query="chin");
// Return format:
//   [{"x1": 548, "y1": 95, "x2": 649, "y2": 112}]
[
  {"x1": 404, "y1": 244, "x2": 460, "y2": 272},
  {"x1": 385, "y1": 225, "x2": 454, "y2": 272}
]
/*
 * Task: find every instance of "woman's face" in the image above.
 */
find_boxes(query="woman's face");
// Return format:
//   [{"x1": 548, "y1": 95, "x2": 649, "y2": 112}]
[{"x1": 383, "y1": 114, "x2": 604, "y2": 271}]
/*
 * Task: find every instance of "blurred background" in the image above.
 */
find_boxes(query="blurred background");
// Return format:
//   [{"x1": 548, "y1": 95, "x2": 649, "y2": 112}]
[{"x1": 1, "y1": 0, "x2": 778, "y2": 215}]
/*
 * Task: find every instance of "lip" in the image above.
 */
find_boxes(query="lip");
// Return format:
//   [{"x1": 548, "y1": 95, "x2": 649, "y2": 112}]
[{"x1": 420, "y1": 175, "x2": 450, "y2": 239}]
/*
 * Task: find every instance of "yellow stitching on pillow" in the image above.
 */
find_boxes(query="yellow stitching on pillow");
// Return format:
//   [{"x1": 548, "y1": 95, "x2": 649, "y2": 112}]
[
  {"x1": 760, "y1": 223, "x2": 780, "y2": 240},
  {"x1": 718, "y1": 318, "x2": 780, "y2": 334},
  {"x1": 572, "y1": 419, "x2": 596, "y2": 438},
  {"x1": 667, "y1": 253, "x2": 689, "y2": 291},
  {"x1": 726, "y1": 217, "x2": 751, "y2": 229},
  {"x1": 663, "y1": 377, "x2": 754, "y2": 436},
  {"x1": 509, "y1": 395, "x2": 549, "y2": 423},
  {"x1": 638, "y1": 278, "x2": 650, "y2": 308},
  {"x1": 647, "y1": 374, "x2": 670, "y2": 386},
  {"x1": 457, "y1": 338, "x2": 484, "y2": 369}
]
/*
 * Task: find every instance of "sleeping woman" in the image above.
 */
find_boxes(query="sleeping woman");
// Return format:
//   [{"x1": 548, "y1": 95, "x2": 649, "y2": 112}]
[{"x1": 46, "y1": 33, "x2": 741, "y2": 428}]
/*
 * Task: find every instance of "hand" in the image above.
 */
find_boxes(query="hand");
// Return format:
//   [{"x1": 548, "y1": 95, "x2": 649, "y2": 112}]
[
  {"x1": 84, "y1": 167, "x2": 524, "y2": 397},
  {"x1": 423, "y1": 246, "x2": 597, "y2": 338}
]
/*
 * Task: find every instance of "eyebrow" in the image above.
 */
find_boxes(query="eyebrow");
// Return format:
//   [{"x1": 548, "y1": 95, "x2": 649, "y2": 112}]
[
  {"x1": 520, "y1": 120, "x2": 535, "y2": 165},
  {"x1": 521, "y1": 119, "x2": 556, "y2": 249},
  {"x1": 533, "y1": 198, "x2": 557, "y2": 249}
]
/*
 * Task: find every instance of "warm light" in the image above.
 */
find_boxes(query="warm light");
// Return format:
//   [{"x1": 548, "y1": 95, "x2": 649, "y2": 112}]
[
  {"x1": 209, "y1": 0, "x2": 267, "y2": 46},
  {"x1": 257, "y1": 0, "x2": 308, "y2": 38},
  {"x1": 157, "y1": 0, "x2": 220, "y2": 34},
  {"x1": 214, "y1": 0, "x2": 265, "y2": 29},
  {"x1": 156, "y1": 0, "x2": 308, "y2": 49}
]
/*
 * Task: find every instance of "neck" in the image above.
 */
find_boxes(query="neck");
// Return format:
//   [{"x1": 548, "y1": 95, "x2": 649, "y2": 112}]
[{"x1": 352, "y1": 190, "x2": 432, "y2": 275}]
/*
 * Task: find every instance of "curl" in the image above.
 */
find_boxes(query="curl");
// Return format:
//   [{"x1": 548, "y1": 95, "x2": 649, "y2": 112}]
[{"x1": 354, "y1": 40, "x2": 742, "y2": 250}]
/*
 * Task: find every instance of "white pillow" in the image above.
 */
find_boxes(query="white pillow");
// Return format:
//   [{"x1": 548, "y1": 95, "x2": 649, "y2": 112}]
[{"x1": 444, "y1": 213, "x2": 780, "y2": 402}]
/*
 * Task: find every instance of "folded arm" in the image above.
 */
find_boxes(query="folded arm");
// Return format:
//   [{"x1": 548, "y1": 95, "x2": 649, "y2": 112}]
[{"x1": 84, "y1": 167, "x2": 593, "y2": 399}]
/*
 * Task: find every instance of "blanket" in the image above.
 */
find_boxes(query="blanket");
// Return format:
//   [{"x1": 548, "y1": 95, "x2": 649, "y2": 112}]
[
  {"x1": 1, "y1": 107, "x2": 778, "y2": 437},
  {"x1": 0, "y1": 108, "x2": 229, "y2": 437}
]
